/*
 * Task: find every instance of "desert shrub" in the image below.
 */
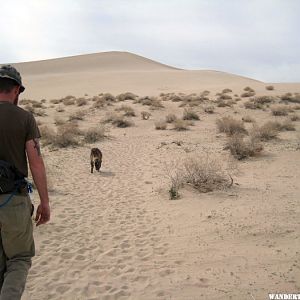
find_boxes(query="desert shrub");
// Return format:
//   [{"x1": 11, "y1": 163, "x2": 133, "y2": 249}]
[
  {"x1": 290, "y1": 114, "x2": 300, "y2": 121},
  {"x1": 50, "y1": 99, "x2": 63, "y2": 104},
  {"x1": 136, "y1": 96, "x2": 164, "y2": 109},
  {"x1": 183, "y1": 109, "x2": 199, "y2": 120},
  {"x1": 84, "y1": 126, "x2": 106, "y2": 143},
  {"x1": 266, "y1": 85, "x2": 274, "y2": 90},
  {"x1": 204, "y1": 106, "x2": 215, "y2": 114},
  {"x1": 141, "y1": 111, "x2": 151, "y2": 120},
  {"x1": 244, "y1": 87, "x2": 255, "y2": 92},
  {"x1": 222, "y1": 88, "x2": 233, "y2": 93},
  {"x1": 242, "y1": 115, "x2": 255, "y2": 123},
  {"x1": 271, "y1": 105, "x2": 289, "y2": 116},
  {"x1": 251, "y1": 122, "x2": 279, "y2": 141},
  {"x1": 215, "y1": 99, "x2": 232, "y2": 107},
  {"x1": 104, "y1": 112, "x2": 133, "y2": 127},
  {"x1": 155, "y1": 121, "x2": 167, "y2": 130},
  {"x1": 39, "y1": 126, "x2": 56, "y2": 146},
  {"x1": 182, "y1": 154, "x2": 233, "y2": 192},
  {"x1": 280, "y1": 94, "x2": 300, "y2": 104},
  {"x1": 218, "y1": 94, "x2": 232, "y2": 100},
  {"x1": 115, "y1": 105, "x2": 136, "y2": 117},
  {"x1": 62, "y1": 95, "x2": 76, "y2": 105},
  {"x1": 225, "y1": 134, "x2": 263, "y2": 160},
  {"x1": 241, "y1": 91, "x2": 256, "y2": 98},
  {"x1": 101, "y1": 93, "x2": 116, "y2": 102},
  {"x1": 93, "y1": 97, "x2": 107, "y2": 108},
  {"x1": 166, "y1": 114, "x2": 177, "y2": 123},
  {"x1": 69, "y1": 111, "x2": 86, "y2": 121},
  {"x1": 56, "y1": 106, "x2": 65, "y2": 112},
  {"x1": 54, "y1": 117, "x2": 65, "y2": 126},
  {"x1": 280, "y1": 119, "x2": 295, "y2": 131},
  {"x1": 116, "y1": 92, "x2": 138, "y2": 101},
  {"x1": 173, "y1": 119, "x2": 190, "y2": 131},
  {"x1": 170, "y1": 95, "x2": 182, "y2": 102},
  {"x1": 55, "y1": 124, "x2": 81, "y2": 147},
  {"x1": 201, "y1": 90, "x2": 210, "y2": 96},
  {"x1": 76, "y1": 98, "x2": 88, "y2": 106},
  {"x1": 244, "y1": 100, "x2": 262, "y2": 110},
  {"x1": 216, "y1": 117, "x2": 247, "y2": 136}
]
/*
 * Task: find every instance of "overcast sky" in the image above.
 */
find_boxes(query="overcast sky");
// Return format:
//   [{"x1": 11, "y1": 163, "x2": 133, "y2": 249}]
[{"x1": 0, "y1": 0, "x2": 299, "y2": 82}]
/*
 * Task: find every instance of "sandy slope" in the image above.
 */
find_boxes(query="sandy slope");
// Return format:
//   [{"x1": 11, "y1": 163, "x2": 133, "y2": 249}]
[
  {"x1": 11, "y1": 51, "x2": 300, "y2": 100},
  {"x1": 14, "y1": 52, "x2": 300, "y2": 299}
]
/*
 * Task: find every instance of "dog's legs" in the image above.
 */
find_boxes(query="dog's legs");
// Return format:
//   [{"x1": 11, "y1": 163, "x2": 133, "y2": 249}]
[{"x1": 91, "y1": 161, "x2": 94, "y2": 173}]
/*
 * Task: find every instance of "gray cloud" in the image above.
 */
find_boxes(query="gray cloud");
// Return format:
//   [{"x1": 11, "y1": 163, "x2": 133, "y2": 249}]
[{"x1": 0, "y1": 0, "x2": 299, "y2": 82}]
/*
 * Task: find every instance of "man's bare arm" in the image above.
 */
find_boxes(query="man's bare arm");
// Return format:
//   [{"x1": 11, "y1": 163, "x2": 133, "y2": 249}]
[{"x1": 26, "y1": 138, "x2": 50, "y2": 225}]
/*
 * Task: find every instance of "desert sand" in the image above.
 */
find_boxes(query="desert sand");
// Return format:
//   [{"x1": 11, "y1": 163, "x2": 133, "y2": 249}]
[{"x1": 12, "y1": 52, "x2": 300, "y2": 300}]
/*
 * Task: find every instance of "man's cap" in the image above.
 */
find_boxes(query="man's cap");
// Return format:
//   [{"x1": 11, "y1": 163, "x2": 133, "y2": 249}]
[{"x1": 0, "y1": 64, "x2": 25, "y2": 93}]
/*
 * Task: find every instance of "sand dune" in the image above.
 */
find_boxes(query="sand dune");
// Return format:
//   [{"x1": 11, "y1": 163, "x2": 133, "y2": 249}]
[
  {"x1": 13, "y1": 52, "x2": 300, "y2": 299},
  {"x1": 11, "y1": 51, "x2": 300, "y2": 100}
]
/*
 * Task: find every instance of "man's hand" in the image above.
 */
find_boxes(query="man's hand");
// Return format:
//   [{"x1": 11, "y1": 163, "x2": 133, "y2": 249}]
[{"x1": 35, "y1": 202, "x2": 50, "y2": 226}]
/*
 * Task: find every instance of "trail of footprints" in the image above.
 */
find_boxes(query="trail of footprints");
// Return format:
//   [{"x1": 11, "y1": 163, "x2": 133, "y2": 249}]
[{"x1": 26, "y1": 137, "x2": 172, "y2": 299}]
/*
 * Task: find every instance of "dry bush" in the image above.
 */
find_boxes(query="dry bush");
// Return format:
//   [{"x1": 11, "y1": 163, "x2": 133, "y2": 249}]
[
  {"x1": 222, "y1": 88, "x2": 233, "y2": 93},
  {"x1": 244, "y1": 86, "x2": 255, "y2": 92},
  {"x1": 101, "y1": 93, "x2": 116, "y2": 102},
  {"x1": 215, "y1": 99, "x2": 233, "y2": 107},
  {"x1": 216, "y1": 117, "x2": 247, "y2": 136},
  {"x1": 218, "y1": 94, "x2": 232, "y2": 100},
  {"x1": 55, "y1": 123, "x2": 81, "y2": 147},
  {"x1": 201, "y1": 90, "x2": 210, "y2": 96},
  {"x1": 155, "y1": 120, "x2": 167, "y2": 130},
  {"x1": 54, "y1": 117, "x2": 65, "y2": 126},
  {"x1": 50, "y1": 99, "x2": 63, "y2": 104},
  {"x1": 271, "y1": 105, "x2": 289, "y2": 116},
  {"x1": 39, "y1": 126, "x2": 56, "y2": 146},
  {"x1": 115, "y1": 105, "x2": 136, "y2": 117},
  {"x1": 290, "y1": 114, "x2": 300, "y2": 121},
  {"x1": 173, "y1": 119, "x2": 190, "y2": 131},
  {"x1": 204, "y1": 106, "x2": 215, "y2": 114},
  {"x1": 242, "y1": 115, "x2": 255, "y2": 123},
  {"x1": 225, "y1": 134, "x2": 263, "y2": 160},
  {"x1": 241, "y1": 91, "x2": 256, "y2": 98},
  {"x1": 280, "y1": 119, "x2": 296, "y2": 131},
  {"x1": 56, "y1": 106, "x2": 65, "y2": 112},
  {"x1": 169, "y1": 95, "x2": 183, "y2": 102},
  {"x1": 266, "y1": 85, "x2": 274, "y2": 90},
  {"x1": 116, "y1": 92, "x2": 138, "y2": 101},
  {"x1": 183, "y1": 109, "x2": 200, "y2": 120},
  {"x1": 165, "y1": 114, "x2": 178, "y2": 123},
  {"x1": 250, "y1": 122, "x2": 279, "y2": 141},
  {"x1": 280, "y1": 93, "x2": 300, "y2": 104},
  {"x1": 182, "y1": 154, "x2": 233, "y2": 193},
  {"x1": 76, "y1": 98, "x2": 88, "y2": 106},
  {"x1": 104, "y1": 112, "x2": 133, "y2": 127},
  {"x1": 135, "y1": 96, "x2": 164, "y2": 109},
  {"x1": 32, "y1": 101, "x2": 45, "y2": 109},
  {"x1": 93, "y1": 97, "x2": 107, "y2": 108},
  {"x1": 62, "y1": 96, "x2": 76, "y2": 106},
  {"x1": 244, "y1": 96, "x2": 275, "y2": 110},
  {"x1": 84, "y1": 126, "x2": 106, "y2": 143},
  {"x1": 141, "y1": 111, "x2": 151, "y2": 120},
  {"x1": 69, "y1": 110, "x2": 86, "y2": 121},
  {"x1": 19, "y1": 99, "x2": 33, "y2": 105}
]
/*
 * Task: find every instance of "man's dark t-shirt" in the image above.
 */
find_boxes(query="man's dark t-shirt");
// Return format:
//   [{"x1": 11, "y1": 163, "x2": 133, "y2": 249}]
[{"x1": 0, "y1": 101, "x2": 41, "y2": 177}]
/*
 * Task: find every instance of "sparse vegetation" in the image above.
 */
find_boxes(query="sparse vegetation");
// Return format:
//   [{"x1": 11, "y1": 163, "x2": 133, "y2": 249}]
[
  {"x1": 173, "y1": 119, "x2": 190, "y2": 131},
  {"x1": 242, "y1": 116, "x2": 255, "y2": 123},
  {"x1": 141, "y1": 111, "x2": 151, "y2": 120},
  {"x1": 225, "y1": 134, "x2": 263, "y2": 160},
  {"x1": 155, "y1": 120, "x2": 167, "y2": 130},
  {"x1": 69, "y1": 111, "x2": 86, "y2": 121},
  {"x1": 250, "y1": 122, "x2": 279, "y2": 141},
  {"x1": 84, "y1": 126, "x2": 106, "y2": 143},
  {"x1": 115, "y1": 105, "x2": 136, "y2": 117},
  {"x1": 166, "y1": 114, "x2": 177, "y2": 123},
  {"x1": 216, "y1": 117, "x2": 247, "y2": 136},
  {"x1": 266, "y1": 85, "x2": 274, "y2": 91},
  {"x1": 204, "y1": 106, "x2": 215, "y2": 114},
  {"x1": 271, "y1": 105, "x2": 289, "y2": 116},
  {"x1": 116, "y1": 92, "x2": 138, "y2": 101},
  {"x1": 183, "y1": 109, "x2": 200, "y2": 120}
]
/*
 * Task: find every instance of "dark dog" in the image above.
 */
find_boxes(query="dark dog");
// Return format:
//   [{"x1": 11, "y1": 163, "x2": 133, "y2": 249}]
[{"x1": 90, "y1": 148, "x2": 102, "y2": 173}]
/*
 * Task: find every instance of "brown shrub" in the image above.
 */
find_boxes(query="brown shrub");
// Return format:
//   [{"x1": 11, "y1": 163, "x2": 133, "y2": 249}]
[
  {"x1": 290, "y1": 114, "x2": 300, "y2": 121},
  {"x1": 84, "y1": 126, "x2": 106, "y2": 143},
  {"x1": 155, "y1": 121, "x2": 167, "y2": 130},
  {"x1": 141, "y1": 111, "x2": 151, "y2": 120},
  {"x1": 222, "y1": 88, "x2": 233, "y2": 93},
  {"x1": 216, "y1": 117, "x2": 247, "y2": 136},
  {"x1": 242, "y1": 115, "x2": 255, "y2": 123},
  {"x1": 115, "y1": 105, "x2": 136, "y2": 117},
  {"x1": 244, "y1": 86, "x2": 255, "y2": 92},
  {"x1": 116, "y1": 92, "x2": 138, "y2": 101},
  {"x1": 173, "y1": 119, "x2": 190, "y2": 131},
  {"x1": 225, "y1": 134, "x2": 263, "y2": 160},
  {"x1": 166, "y1": 114, "x2": 178, "y2": 123},
  {"x1": 69, "y1": 111, "x2": 86, "y2": 121},
  {"x1": 204, "y1": 106, "x2": 215, "y2": 114},
  {"x1": 266, "y1": 85, "x2": 274, "y2": 90},
  {"x1": 183, "y1": 109, "x2": 200, "y2": 120},
  {"x1": 271, "y1": 105, "x2": 289, "y2": 116},
  {"x1": 241, "y1": 91, "x2": 256, "y2": 98},
  {"x1": 76, "y1": 98, "x2": 88, "y2": 106},
  {"x1": 251, "y1": 122, "x2": 279, "y2": 141},
  {"x1": 218, "y1": 94, "x2": 232, "y2": 100}
]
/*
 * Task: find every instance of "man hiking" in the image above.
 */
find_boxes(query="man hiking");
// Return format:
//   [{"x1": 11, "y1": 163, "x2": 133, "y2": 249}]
[{"x1": 0, "y1": 64, "x2": 50, "y2": 299}]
